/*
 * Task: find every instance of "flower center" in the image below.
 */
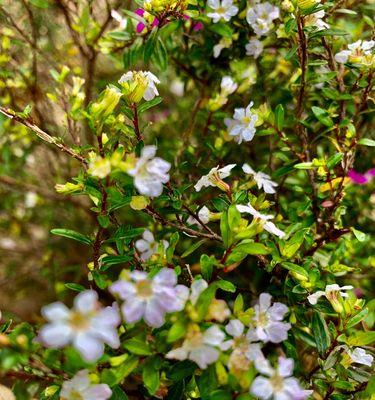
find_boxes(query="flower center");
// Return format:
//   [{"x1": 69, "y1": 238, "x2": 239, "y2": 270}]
[
  {"x1": 270, "y1": 373, "x2": 284, "y2": 391},
  {"x1": 69, "y1": 390, "x2": 84, "y2": 400},
  {"x1": 242, "y1": 116, "x2": 251, "y2": 125},
  {"x1": 257, "y1": 311, "x2": 269, "y2": 327},
  {"x1": 217, "y1": 6, "x2": 226, "y2": 14},
  {"x1": 185, "y1": 329, "x2": 204, "y2": 348},
  {"x1": 69, "y1": 311, "x2": 90, "y2": 331},
  {"x1": 136, "y1": 280, "x2": 154, "y2": 298}
]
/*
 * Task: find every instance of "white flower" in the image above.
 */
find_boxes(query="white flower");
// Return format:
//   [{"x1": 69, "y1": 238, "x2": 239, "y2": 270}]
[
  {"x1": 61, "y1": 370, "x2": 112, "y2": 400},
  {"x1": 348, "y1": 347, "x2": 373, "y2": 367},
  {"x1": 166, "y1": 324, "x2": 225, "y2": 369},
  {"x1": 187, "y1": 206, "x2": 211, "y2": 226},
  {"x1": 247, "y1": 293, "x2": 291, "y2": 343},
  {"x1": 221, "y1": 319, "x2": 265, "y2": 371},
  {"x1": 246, "y1": 2, "x2": 280, "y2": 37},
  {"x1": 135, "y1": 229, "x2": 168, "y2": 260},
  {"x1": 189, "y1": 279, "x2": 209, "y2": 305},
  {"x1": 224, "y1": 102, "x2": 258, "y2": 143},
  {"x1": 251, "y1": 357, "x2": 313, "y2": 400},
  {"x1": 305, "y1": 10, "x2": 329, "y2": 31},
  {"x1": 39, "y1": 291, "x2": 120, "y2": 362},
  {"x1": 220, "y1": 76, "x2": 238, "y2": 96},
  {"x1": 213, "y1": 37, "x2": 232, "y2": 58},
  {"x1": 110, "y1": 268, "x2": 189, "y2": 328},
  {"x1": 128, "y1": 145, "x2": 171, "y2": 197},
  {"x1": 335, "y1": 40, "x2": 375, "y2": 64},
  {"x1": 307, "y1": 284, "x2": 353, "y2": 305},
  {"x1": 194, "y1": 164, "x2": 236, "y2": 192},
  {"x1": 25, "y1": 191, "x2": 38, "y2": 208},
  {"x1": 207, "y1": 0, "x2": 238, "y2": 23},
  {"x1": 118, "y1": 70, "x2": 160, "y2": 102},
  {"x1": 236, "y1": 203, "x2": 286, "y2": 238},
  {"x1": 111, "y1": 10, "x2": 127, "y2": 29},
  {"x1": 246, "y1": 38, "x2": 264, "y2": 58},
  {"x1": 243, "y1": 163, "x2": 278, "y2": 194}
]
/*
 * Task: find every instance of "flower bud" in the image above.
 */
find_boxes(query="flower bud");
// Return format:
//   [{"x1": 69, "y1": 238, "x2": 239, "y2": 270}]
[
  {"x1": 91, "y1": 86, "x2": 122, "y2": 120},
  {"x1": 55, "y1": 182, "x2": 83, "y2": 194},
  {"x1": 130, "y1": 195, "x2": 150, "y2": 210},
  {"x1": 297, "y1": 0, "x2": 320, "y2": 10}
]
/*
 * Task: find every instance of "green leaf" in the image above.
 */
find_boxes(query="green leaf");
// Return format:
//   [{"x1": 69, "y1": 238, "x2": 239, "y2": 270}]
[
  {"x1": 234, "y1": 240, "x2": 270, "y2": 255},
  {"x1": 358, "y1": 138, "x2": 375, "y2": 147},
  {"x1": 346, "y1": 308, "x2": 369, "y2": 329},
  {"x1": 326, "y1": 153, "x2": 343, "y2": 169},
  {"x1": 137, "y1": 97, "x2": 163, "y2": 114},
  {"x1": 107, "y1": 31, "x2": 132, "y2": 41},
  {"x1": 200, "y1": 254, "x2": 216, "y2": 281},
  {"x1": 216, "y1": 279, "x2": 236, "y2": 293},
  {"x1": 281, "y1": 230, "x2": 306, "y2": 258},
  {"x1": 346, "y1": 331, "x2": 375, "y2": 346},
  {"x1": 110, "y1": 386, "x2": 129, "y2": 400},
  {"x1": 51, "y1": 228, "x2": 92, "y2": 245},
  {"x1": 220, "y1": 211, "x2": 231, "y2": 248},
  {"x1": 29, "y1": 0, "x2": 49, "y2": 8},
  {"x1": 123, "y1": 338, "x2": 152, "y2": 355},
  {"x1": 351, "y1": 227, "x2": 366, "y2": 242},
  {"x1": 92, "y1": 270, "x2": 107, "y2": 289},
  {"x1": 166, "y1": 232, "x2": 179, "y2": 263},
  {"x1": 167, "y1": 320, "x2": 187, "y2": 343},
  {"x1": 312, "y1": 312, "x2": 331, "y2": 355},
  {"x1": 101, "y1": 255, "x2": 133, "y2": 267},
  {"x1": 275, "y1": 104, "x2": 285, "y2": 130},
  {"x1": 64, "y1": 283, "x2": 86, "y2": 292},
  {"x1": 208, "y1": 23, "x2": 233, "y2": 38},
  {"x1": 143, "y1": 358, "x2": 160, "y2": 395},
  {"x1": 312, "y1": 106, "x2": 334, "y2": 127},
  {"x1": 152, "y1": 38, "x2": 168, "y2": 71},
  {"x1": 181, "y1": 239, "x2": 205, "y2": 258},
  {"x1": 281, "y1": 262, "x2": 309, "y2": 279},
  {"x1": 227, "y1": 205, "x2": 241, "y2": 231}
]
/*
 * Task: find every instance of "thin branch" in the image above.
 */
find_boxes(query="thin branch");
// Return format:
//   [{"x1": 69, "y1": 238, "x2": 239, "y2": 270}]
[{"x1": 0, "y1": 106, "x2": 87, "y2": 166}]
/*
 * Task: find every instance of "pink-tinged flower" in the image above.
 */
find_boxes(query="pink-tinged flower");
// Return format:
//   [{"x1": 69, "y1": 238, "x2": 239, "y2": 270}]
[
  {"x1": 61, "y1": 370, "x2": 112, "y2": 400},
  {"x1": 348, "y1": 168, "x2": 375, "y2": 185},
  {"x1": 193, "y1": 22, "x2": 204, "y2": 31},
  {"x1": 251, "y1": 357, "x2": 313, "y2": 400},
  {"x1": 39, "y1": 291, "x2": 120, "y2": 362},
  {"x1": 135, "y1": 8, "x2": 159, "y2": 34},
  {"x1": 348, "y1": 169, "x2": 368, "y2": 185},
  {"x1": 110, "y1": 268, "x2": 189, "y2": 328}
]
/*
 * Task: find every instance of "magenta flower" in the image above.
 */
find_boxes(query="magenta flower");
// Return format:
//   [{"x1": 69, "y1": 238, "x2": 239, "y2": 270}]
[
  {"x1": 348, "y1": 168, "x2": 375, "y2": 185},
  {"x1": 135, "y1": 9, "x2": 159, "y2": 33}
]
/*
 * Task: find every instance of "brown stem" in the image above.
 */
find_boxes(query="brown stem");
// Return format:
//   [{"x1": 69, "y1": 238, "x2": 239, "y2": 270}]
[{"x1": 0, "y1": 106, "x2": 87, "y2": 166}]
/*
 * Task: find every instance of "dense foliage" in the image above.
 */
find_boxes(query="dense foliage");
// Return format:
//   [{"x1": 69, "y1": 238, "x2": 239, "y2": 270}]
[{"x1": 0, "y1": 0, "x2": 374, "y2": 399}]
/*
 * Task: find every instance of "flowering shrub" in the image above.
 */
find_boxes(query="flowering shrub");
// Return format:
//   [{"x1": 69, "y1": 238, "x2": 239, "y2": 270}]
[{"x1": 0, "y1": 0, "x2": 374, "y2": 399}]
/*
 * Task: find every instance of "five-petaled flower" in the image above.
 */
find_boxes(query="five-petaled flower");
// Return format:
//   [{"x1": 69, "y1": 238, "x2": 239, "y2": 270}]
[
  {"x1": 307, "y1": 284, "x2": 353, "y2": 313},
  {"x1": 119, "y1": 70, "x2": 160, "y2": 103},
  {"x1": 128, "y1": 145, "x2": 171, "y2": 197},
  {"x1": 207, "y1": 0, "x2": 238, "y2": 23},
  {"x1": 166, "y1": 324, "x2": 226, "y2": 369},
  {"x1": 251, "y1": 357, "x2": 313, "y2": 400},
  {"x1": 335, "y1": 40, "x2": 374, "y2": 65},
  {"x1": 110, "y1": 268, "x2": 189, "y2": 327},
  {"x1": 245, "y1": 38, "x2": 264, "y2": 59},
  {"x1": 135, "y1": 229, "x2": 169, "y2": 261},
  {"x1": 247, "y1": 293, "x2": 291, "y2": 343},
  {"x1": 243, "y1": 163, "x2": 278, "y2": 194},
  {"x1": 347, "y1": 347, "x2": 373, "y2": 367},
  {"x1": 194, "y1": 164, "x2": 236, "y2": 192},
  {"x1": 236, "y1": 203, "x2": 286, "y2": 238},
  {"x1": 61, "y1": 370, "x2": 112, "y2": 400},
  {"x1": 225, "y1": 102, "x2": 258, "y2": 143},
  {"x1": 220, "y1": 319, "x2": 265, "y2": 372},
  {"x1": 39, "y1": 290, "x2": 120, "y2": 362},
  {"x1": 246, "y1": 2, "x2": 280, "y2": 37}
]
